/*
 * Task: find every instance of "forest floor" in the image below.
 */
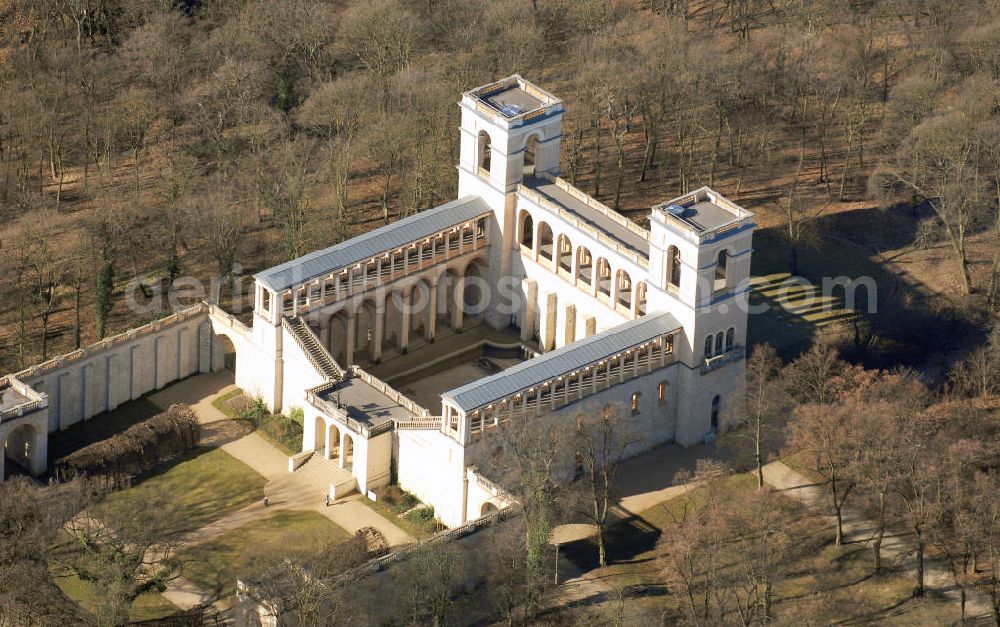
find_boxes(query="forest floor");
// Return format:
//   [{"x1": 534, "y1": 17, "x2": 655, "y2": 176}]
[{"x1": 546, "y1": 448, "x2": 982, "y2": 625}]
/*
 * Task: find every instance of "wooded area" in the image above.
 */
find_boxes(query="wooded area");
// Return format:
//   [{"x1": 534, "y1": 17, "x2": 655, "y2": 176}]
[{"x1": 1, "y1": 0, "x2": 999, "y2": 374}]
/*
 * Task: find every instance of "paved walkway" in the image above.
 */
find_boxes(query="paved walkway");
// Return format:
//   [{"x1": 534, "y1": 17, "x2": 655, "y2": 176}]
[
  {"x1": 144, "y1": 372, "x2": 414, "y2": 612},
  {"x1": 762, "y1": 460, "x2": 993, "y2": 620}
]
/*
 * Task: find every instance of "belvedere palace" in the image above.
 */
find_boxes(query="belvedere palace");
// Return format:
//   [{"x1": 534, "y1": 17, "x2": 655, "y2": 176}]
[{"x1": 1, "y1": 76, "x2": 755, "y2": 527}]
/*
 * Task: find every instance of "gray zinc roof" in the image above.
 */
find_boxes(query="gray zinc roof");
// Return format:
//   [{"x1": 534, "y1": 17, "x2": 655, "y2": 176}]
[
  {"x1": 442, "y1": 311, "x2": 680, "y2": 413},
  {"x1": 255, "y1": 196, "x2": 492, "y2": 292}
]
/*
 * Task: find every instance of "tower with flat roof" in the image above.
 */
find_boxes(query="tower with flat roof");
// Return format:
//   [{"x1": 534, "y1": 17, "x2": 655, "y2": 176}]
[{"x1": 456, "y1": 76, "x2": 566, "y2": 327}]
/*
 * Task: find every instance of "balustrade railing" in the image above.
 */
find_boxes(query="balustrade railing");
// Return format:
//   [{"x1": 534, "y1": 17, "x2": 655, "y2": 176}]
[
  {"x1": 467, "y1": 341, "x2": 675, "y2": 437},
  {"x1": 518, "y1": 185, "x2": 649, "y2": 269},
  {"x1": 293, "y1": 231, "x2": 487, "y2": 316},
  {"x1": 17, "y1": 303, "x2": 208, "y2": 379}
]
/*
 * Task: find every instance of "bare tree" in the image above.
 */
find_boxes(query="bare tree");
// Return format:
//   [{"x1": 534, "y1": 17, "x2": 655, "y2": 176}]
[
  {"x1": 728, "y1": 344, "x2": 789, "y2": 489},
  {"x1": 574, "y1": 402, "x2": 639, "y2": 567}
]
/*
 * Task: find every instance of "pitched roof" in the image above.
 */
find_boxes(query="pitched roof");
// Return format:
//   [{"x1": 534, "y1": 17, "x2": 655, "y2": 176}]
[
  {"x1": 255, "y1": 196, "x2": 491, "y2": 292},
  {"x1": 442, "y1": 312, "x2": 680, "y2": 413}
]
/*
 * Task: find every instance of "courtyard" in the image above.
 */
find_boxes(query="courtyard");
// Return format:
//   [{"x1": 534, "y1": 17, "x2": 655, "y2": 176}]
[{"x1": 368, "y1": 323, "x2": 528, "y2": 411}]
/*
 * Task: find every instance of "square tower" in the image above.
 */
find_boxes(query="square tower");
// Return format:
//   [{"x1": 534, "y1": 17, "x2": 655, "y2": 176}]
[
  {"x1": 646, "y1": 187, "x2": 755, "y2": 363},
  {"x1": 457, "y1": 75, "x2": 564, "y2": 204},
  {"x1": 457, "y1": 76, "x2": 565, "y2": 328}
]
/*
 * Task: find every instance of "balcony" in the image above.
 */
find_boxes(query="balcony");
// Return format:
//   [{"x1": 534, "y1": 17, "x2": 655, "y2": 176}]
[{"x1": 701, "y1": 345, "x2": 745, "y2": 374}]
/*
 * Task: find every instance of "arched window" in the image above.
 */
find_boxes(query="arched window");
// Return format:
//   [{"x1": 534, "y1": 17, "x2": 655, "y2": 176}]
[
  {"x1": 524, "y1": 134, "x2": 539, "y2": 177},
  {"x1": 577, "y1": 247, "x2": 593, "y2": 285},
  {"x1": 668, "y1": 246, "x2": 682, "y2": 288},
  {"x1": 557, "y1": 234, "x2": 573, "y2": 273},
  {"x1": 725, "y1": 328, "x2": 735, "y2": 352},
  {"x1": 537, "y1": 222, "x2": 554, "y2": 261},
  {"x1": 597, "y1": 258, "x2": 612, "y2": 297},
  {"x1": 478, "y1": 131, "x2": 491, "y2": 175},
  {"x1": 616, "y1": 270, "x2": 632, "y2": 309},
  {"x1": 519, "y1": 211, "x2": 534, "y2": 249},
  {"x1": 711, "y1": 395, "x2": 721, "y2": 432},
  {"x1": 631, "y1": 392, "x2": 641, "y2": 416},
  {"x1": 704, "y1": 335, "x2": 714, "y2": 358},
  {"x1": 715, "y1": 249, "x2": 729, "y2": 291},
  {"x1": 635, "y1": 282, "x2": 647, "y2": 315},
  {"x1": 715, "y1": 332, "x2": 724, "y2": 354},
  {"x1": 658, "y1": 381, "x2": 668, "y2": 406}
]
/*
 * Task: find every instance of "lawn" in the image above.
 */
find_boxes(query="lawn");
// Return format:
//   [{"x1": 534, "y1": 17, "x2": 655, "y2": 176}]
[
  {"x1": 556, "y1": 466, "x2": 961, "y2": 626},
  {"x1": 95, "y1": 446, "x2": 266, "y2": 534},
  {"x1": 180, "y1": 510, "x2": 351, "y2": 599},
  {"x1": 49, "y1": 560, "x2": 179, "y2": 622}
]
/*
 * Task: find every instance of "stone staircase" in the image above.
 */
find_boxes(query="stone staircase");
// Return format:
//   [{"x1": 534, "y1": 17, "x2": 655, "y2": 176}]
[
  {"x1": 285, "y1": 316, "x2": 345, "y2": 379},
  {"x1": 293, "y1": 452, "x2": 357, "y2": 498}
]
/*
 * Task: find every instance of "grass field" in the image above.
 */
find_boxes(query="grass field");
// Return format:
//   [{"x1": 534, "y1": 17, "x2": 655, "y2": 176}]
[
  {"x1": 95, "y1": 446, "x2": 266, "y2": 534},
  {"x1": 180, "y1": 510, "x2": 351, "y2": 598}
]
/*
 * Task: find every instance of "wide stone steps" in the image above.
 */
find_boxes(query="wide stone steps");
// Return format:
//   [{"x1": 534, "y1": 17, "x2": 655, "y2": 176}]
[
  {"x1": 294, "y1": 453, "x2": 356, "y2": 498},
  {"x1": 287, "y1": 317, "x2": 343, "y2": 379}
]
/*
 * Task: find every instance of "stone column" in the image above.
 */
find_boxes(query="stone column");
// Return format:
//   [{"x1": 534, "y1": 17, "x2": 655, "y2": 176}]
[
  {"x1": 521, "y1": 279, "x2": 538, "y2": 343},
  {"x1": 584, "y1": 316, "x2": 597, "y2": 338},
  {"x1": 564, "y1": 304, "x2": 576, "y2": 345},
  {"x1": 345, "y1": 313, "x2": 356, "y2": 365},
  {"x1": 399, "y1": 288, "x2": 411, "y2": 353},
  {"x1": 373, "y1": 296, "x2": 385, "y2": 364},
  {"x1": 338, "y1": 431, "x2": 347, "y2": 468},
  {"x1": 540, "y1": 292, "x2": 557, "y2": 353},
  {"x1": 324, "y1": 422, "x2": 334, "y2": 460},
  {"x1": 451, "y1": 278, "x2": 464, "y2": 332},
  {"x1": 426, "y1": 281, "x2": 438, "y2": 342}
]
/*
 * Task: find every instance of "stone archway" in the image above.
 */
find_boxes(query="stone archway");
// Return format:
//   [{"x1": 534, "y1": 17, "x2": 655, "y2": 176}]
[
  {"x1": 314, "y1": 415, "x2": 327, "y2": 455},
  {"x1": 327, "y1": 312, "x2": 349, "y2": 364},
  {"x1": 210, "y1": 331, "x2": 238, "y2": 380},
  {"x1": 480, "y1": 501, "x2": 500, "y2": 517},
  {"x1": 462, "y1": 261, "x2": 487, "y2": 323},
  {"x1": 341, "y1": 433, "x2": 355, "y2": 471},
  {"x1": 2, "y1": 422, "x2": 44, "y2": 481}
]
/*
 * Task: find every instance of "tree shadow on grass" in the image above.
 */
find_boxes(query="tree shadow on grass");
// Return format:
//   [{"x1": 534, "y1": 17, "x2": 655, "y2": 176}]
[{"x1": 559, "y1": 514, "x2": 662, "y2": 575}]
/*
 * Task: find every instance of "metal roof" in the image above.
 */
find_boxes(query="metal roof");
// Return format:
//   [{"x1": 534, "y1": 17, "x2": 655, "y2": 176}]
[
  {"x1": 255, "y1": 196, "x2": 491, "y2": 292},
  {"x1": 442, "y1": 312, "x2": 681, "y2": 412}
]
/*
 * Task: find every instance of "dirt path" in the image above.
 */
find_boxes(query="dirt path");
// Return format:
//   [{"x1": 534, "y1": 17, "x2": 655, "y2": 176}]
[{"x1": 762, "y1": 460, "x2": 993, "y2": 621}]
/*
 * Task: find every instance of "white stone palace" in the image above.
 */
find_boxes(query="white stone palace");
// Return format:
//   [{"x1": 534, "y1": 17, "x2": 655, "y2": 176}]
[{"x1": 1, "y1": 76, "x2": 755, "y2": 527}]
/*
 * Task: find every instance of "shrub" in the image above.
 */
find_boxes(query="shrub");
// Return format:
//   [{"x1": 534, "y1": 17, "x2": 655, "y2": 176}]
[{"x1": 54, "y1": 404, "x2": 200, "y2": 489}]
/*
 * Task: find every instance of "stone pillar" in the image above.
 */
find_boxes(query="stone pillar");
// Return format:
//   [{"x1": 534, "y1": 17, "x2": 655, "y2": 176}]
[
  {"x1": 584, "y1": 316, "x2": 597, "y2": 338},
  {"x1": 400, "y1": 288, "x2": 411, "y2": 353},
  {"x1": 570, "y1": 247, "x2": 580, "y2": 285},
  {"x1": 345, "y1": 313, "x2": 356, "y2": 365},
  {"x1": 29, "y1": 420, "x2": 47, "y2": 477},
  {"x1": 540, "y1": 292, "x2": 557, "y2": 353},
  {"x1": 521, "y1": 279, "x2": 538, "y2": 343},
  {"x1": 338, "y1": 431, "x2": 347, "y2": 468},
  {"x1": 320, "y1": 323, "x2": 330, "y2": 353},
  {"x1": 373, "y1": 297, "x2": 385, "y2": 363},
  {"x1": 324, "y1": 422, "x2": 334, "y2": 460},
  {"x1": 426, "y1": 281, "x2": 438, "y2": 342},
  {"x1": 451, "y1": 278, "x2": 464, "y2": 332},
  {"x1": 564, "y1": 304, "x2": 576, "y2": 345}
]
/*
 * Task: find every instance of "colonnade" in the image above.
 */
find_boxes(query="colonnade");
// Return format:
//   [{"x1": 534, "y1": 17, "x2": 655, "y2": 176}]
[{"x1": 517, "y1": 209, "x2": 648, "y2": 317}]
